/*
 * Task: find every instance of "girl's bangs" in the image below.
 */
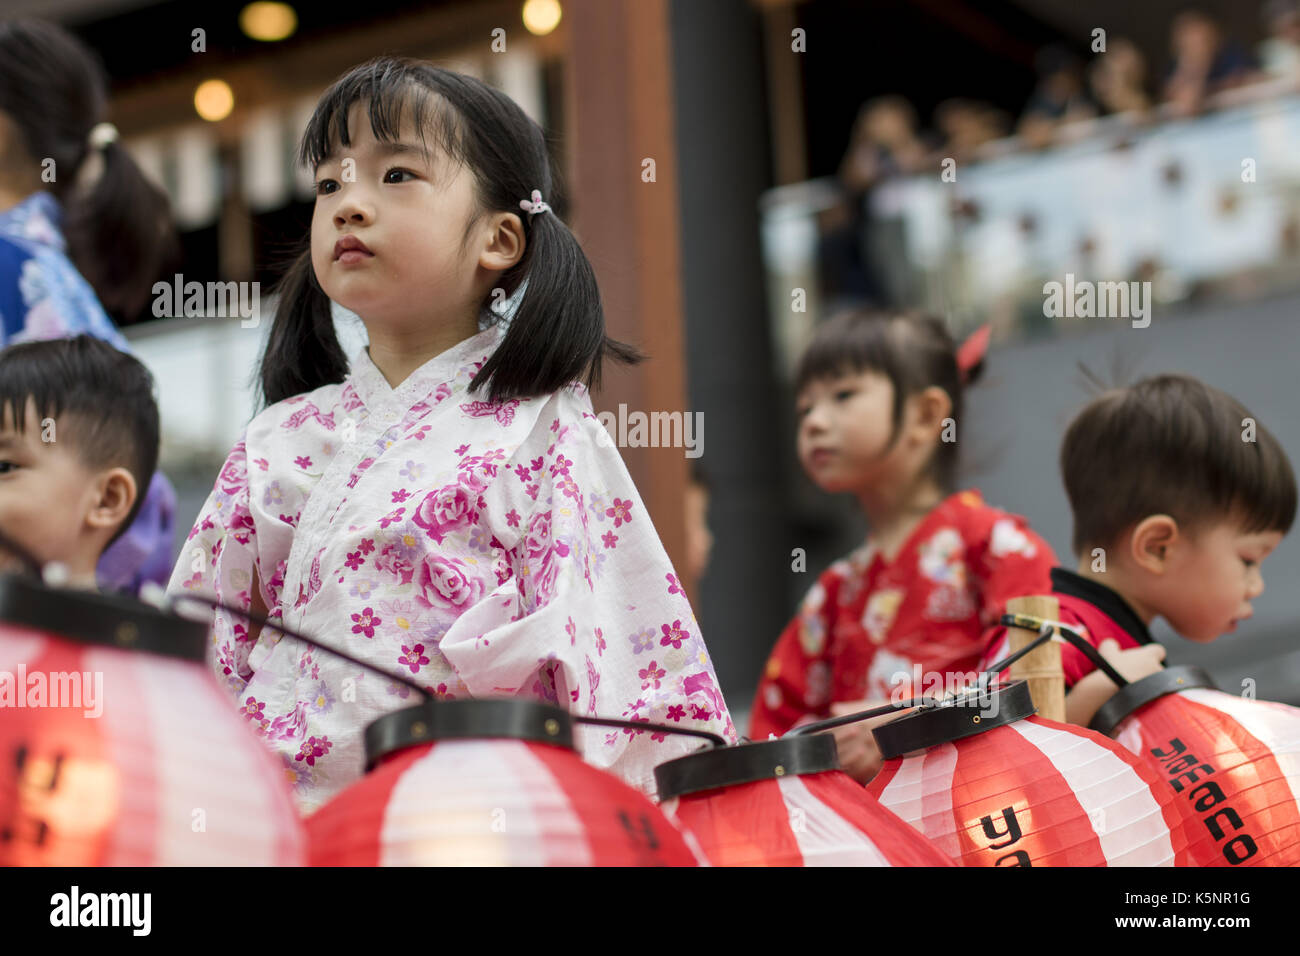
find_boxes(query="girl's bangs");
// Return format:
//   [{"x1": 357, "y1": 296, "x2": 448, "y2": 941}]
[{"x1": 297, "y1": 64, "x2": 464, "y2": 173}]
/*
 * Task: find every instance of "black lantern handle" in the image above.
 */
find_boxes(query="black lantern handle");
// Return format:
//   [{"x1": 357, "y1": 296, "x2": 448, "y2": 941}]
[
  {"x1": 168, "y1": 591, "x2": 434, "y2": 699},
  {"x1": 987, "y1": 613, "x2": 1131, "y2": 689}
]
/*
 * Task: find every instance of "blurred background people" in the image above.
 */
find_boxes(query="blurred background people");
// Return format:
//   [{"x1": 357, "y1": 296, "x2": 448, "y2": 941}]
[
  {"x1": 1017, "y1": 45, "x2": 1098, "y2": 148},
  {"x1": 1088, "y1": 37, "x2": 1153, "y2": 118},
  {"x1": 0, "y1": 18, "x2": 179, "y2": 594},
  {"x1": 1164, "y1": 6, "x2": 1259, "y2": 116}
]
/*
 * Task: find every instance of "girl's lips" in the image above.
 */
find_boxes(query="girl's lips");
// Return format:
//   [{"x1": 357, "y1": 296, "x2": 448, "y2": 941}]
[{"x1": 337, "y1": 250, "x2": 373, "y2": 265}]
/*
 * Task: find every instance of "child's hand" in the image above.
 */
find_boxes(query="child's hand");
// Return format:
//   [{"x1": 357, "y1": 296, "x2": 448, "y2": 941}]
[
  {"x1": 1065, "y1": 639, "x2": 1167, "y2": 726},
  {"x1": 1096, "y1": 638, "x2": 1166, "y2": 683},
  {"x1": 826, "y1": 698, "x2": 910, "y2": 785}
]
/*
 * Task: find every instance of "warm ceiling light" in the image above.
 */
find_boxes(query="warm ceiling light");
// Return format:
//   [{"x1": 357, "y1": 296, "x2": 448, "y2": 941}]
[
  {"x1": 194, "y1": 79, "x2": 235, "y2": 121},
  {"x1": 240, "y1": 2, "x2": 298, "y2": 42},
  {"x1": 522, "y1": 0, "x2": 561, "y2": 36}
]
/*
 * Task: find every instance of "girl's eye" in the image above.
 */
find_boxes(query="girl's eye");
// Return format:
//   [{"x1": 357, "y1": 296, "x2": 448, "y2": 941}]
[
  {"x1": 0, "y1": 461, "x2": 16, "y2": 474},
  {"x1": 384, "y1": 168, "x2": 415, "y2": 184},
  {"x1": 314, "y1": 179, "x2": 338, "y2": 195},
  {"x1": 1242, "y1": 558, "x2": 1257, "y2": 568},
  {"x1": 834, "y1": 389, "x2": 856, "y2": 402}
]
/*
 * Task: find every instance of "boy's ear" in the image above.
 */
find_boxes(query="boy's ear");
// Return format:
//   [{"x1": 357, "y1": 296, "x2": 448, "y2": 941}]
[
  {"x1": 85, "y1": 467, "x2": 137, "y2": 537},
  {"x1": 1129, "y1": 514, "x2": 1179, "y2": 573},
  {"x1": 478, "y1": 211, "x2": 526, "y2": 274}
]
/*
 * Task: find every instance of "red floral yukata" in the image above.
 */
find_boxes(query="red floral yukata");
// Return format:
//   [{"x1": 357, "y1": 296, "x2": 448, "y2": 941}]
[
  {"x1": 980, "y1": 566, "x2": 1158, "y2": 689},
  {"x1": 750, "y1": 490, "x2": 1056, "y2": 739}
]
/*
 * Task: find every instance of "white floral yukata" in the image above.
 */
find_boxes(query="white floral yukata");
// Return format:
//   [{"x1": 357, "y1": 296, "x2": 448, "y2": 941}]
[{"x1": 168, "y1": 323, "x2": 737, "y2": 813}]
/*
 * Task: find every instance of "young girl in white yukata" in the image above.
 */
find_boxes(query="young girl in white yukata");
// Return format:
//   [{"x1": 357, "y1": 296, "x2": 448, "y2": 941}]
[{"x1": 167, "y1": 57, "x2": 737, "y2": 814}]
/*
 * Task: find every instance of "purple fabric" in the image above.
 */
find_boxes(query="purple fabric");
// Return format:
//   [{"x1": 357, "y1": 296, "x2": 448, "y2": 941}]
[{"x1": 97, "y1": 470, "x2": 177, "y2": 595}]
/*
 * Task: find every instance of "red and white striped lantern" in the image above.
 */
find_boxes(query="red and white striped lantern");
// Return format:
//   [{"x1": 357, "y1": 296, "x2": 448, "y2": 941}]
[
  {"x1": 307, "y1": 699, "x2": 700, "y2": 866},
  {"x1": 655, "y1": 734, "x2": 955, "y2": 866},
  {"x1": 866, "y1": 681, "x2": 1216, "y2": 866},
  {"x1": 1091, "y1": 666, "x2": 1300, "y2": 866},
  {"x1": 0, "y1": 578, "x2": 304, "y2": 866}
]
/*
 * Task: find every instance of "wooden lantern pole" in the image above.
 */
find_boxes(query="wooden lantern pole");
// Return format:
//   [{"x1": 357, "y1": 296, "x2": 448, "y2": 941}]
[{"x1": 1005, "y1": 595, "x2": 1065, "y2": 722}]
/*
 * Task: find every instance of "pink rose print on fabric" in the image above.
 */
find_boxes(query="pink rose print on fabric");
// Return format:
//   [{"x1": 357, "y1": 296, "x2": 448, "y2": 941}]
[
  {"x1": 412, "y1": 482, "x2": 479, "y2": 544},
  {"x1": 414, "y1": 555, "x2": 485, "y2": 611},
  {"x1": 350, "y1": 607, "x2": 381, "y2": 638},
  {"x1": 666, "y1": 704, "x2": 685, "y2": 722},
  {"x1": 683, "y1": 672, "x2": 728, "y2": 723},
  {"x1": 606, "y1": 498, "x2": 633, "y2": 528},
  {"x1": 602, "y1": 531, "x2": 618, "y2": 549},
  {"x1": 666, "y1": 573, "x2": 683, "y2": 596},
  {"x1": 294, "y1": 456, "x2": 312, "y2": 470},
  {"x1": 217, "y1": 445, "x2": 248, "y2": 493}
]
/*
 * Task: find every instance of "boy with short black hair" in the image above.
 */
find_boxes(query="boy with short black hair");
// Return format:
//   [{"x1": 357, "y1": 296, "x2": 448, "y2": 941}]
[
  {"x1": 0, "y1": 334, "x2": 160, "y2": 589},
  {"x1": 982, "y1": 373, "x2": 1296, "y2": 725}
]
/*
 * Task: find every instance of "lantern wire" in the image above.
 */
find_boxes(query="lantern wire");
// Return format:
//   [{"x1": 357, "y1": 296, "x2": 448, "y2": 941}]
[
  {"x1": 168, "y1": 591, "x2": 434, "y2": 699},
  {"x1": 574, "y1": 715, "x2": 728, "y2": 748},
  {"x1": 169, "y1": 591, "x2": 732, "y2": 747},
  {"x1": 985, "y1": 614, "x2": 1130, "y2": 688},
  {"x1": 786, "y1": 696, "x2": 930, "y2": 737}
]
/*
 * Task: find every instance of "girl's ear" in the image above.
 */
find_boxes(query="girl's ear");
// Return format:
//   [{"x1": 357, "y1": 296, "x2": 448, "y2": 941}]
[
  {"x1": 479, "y1": 211, "x2": 526, "y2": 273},
  {"x1": 910, "y1": 385, "x2": 953, "y2": 435}
]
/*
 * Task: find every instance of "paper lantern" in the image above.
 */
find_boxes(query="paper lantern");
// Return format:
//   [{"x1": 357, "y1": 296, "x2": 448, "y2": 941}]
[
  {"x1": 307, "y1": 698, "x2": 700, "y2": 866},
  {"x1": 1091, "y1": 666, "x2": 1300, "y2": 866},
  {"x1": 866, "y1": 681, "x2": 1216, "y2": 866},
  {"x1": 0, "y1": 575, "x2": 304, "y2": 865},
  {"x1": 655, "y1": 734, "x2": 955, "y2": 866}
]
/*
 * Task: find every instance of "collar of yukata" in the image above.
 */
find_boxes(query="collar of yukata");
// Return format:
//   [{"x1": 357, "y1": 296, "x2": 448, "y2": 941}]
[
  {"x1": 350, "y1": 321, "x2": 506, "y2": 410},
  {"x1": 1049, "y1": 565, "x2": 1155, "y2": 646},
  {"x1": 0, "y1": 190, "x2": 64, "y2": 251}
]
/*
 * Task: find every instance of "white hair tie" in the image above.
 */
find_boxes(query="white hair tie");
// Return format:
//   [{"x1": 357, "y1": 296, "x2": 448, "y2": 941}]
[
  {"x1": 88, "y1": 122, "x2": 119, "y2": 151},
  {"x1": 519, "y1": 189, "x2": 551, "y2": 216}
]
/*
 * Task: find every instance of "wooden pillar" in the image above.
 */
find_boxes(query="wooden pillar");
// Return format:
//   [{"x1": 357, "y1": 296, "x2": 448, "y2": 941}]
[{"x1": 567, "y1": 0, "x2": 692, "y2": 592}]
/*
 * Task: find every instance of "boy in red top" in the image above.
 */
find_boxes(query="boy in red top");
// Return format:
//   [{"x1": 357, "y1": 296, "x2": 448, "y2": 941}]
[
  {"x1": 750, "y1": 311, "x2": 1056, "y2": 779},
  {"x1": 981, "y1": 374, "x2": 1296, "y2": 726}
]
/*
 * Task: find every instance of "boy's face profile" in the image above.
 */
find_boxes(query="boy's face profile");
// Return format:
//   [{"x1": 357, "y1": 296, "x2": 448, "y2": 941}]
[
  {"x1": 0, "y1": 399, "x2": 133, "y2": 581},
  {"x1": 1136, "y1": 516, "x2": 1283, "y2": 643}
]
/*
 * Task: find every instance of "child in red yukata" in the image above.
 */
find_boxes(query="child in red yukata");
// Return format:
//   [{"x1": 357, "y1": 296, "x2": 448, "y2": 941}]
[
  {"x1": 749, "y1": 311, "x2": 1057, "y2": 782},
  {"x1": 981, "y1": 374, "x2": 1296, "y2": 726}
]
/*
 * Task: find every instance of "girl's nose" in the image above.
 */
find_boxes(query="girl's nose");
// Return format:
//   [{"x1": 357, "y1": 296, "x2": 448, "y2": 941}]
[{"x1": 333, "y1": 195, "x2": 373, "y2": 227}]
